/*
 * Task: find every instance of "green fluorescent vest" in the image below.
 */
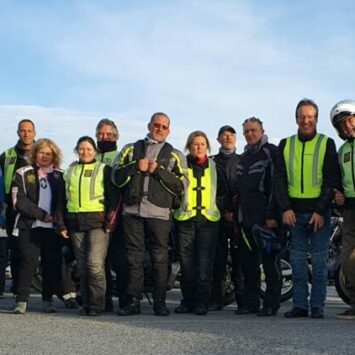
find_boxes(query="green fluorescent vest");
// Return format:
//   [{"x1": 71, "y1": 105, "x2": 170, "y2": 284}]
[
  {"x1": 64, "y1": 162, "x2": 105, "y2": 213},
  {"x1": 284, "y1": 134, "x2": 328, "y2": 198},
  {"x1": 96, "y1": 150, "x2": 118, "y2": 167},
  {"x1": 174, "y1": 158, "x2": 220, "y2": 222},
  {"x1": 4, "y1": 148, "x2": 17, "y2": 194},
  {"x1": 338, "y1": 140, "x2": 355, "y2": 198}
]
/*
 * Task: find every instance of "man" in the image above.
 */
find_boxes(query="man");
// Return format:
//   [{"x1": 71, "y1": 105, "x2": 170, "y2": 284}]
[
  {"x1": 209, "y1": 125, "x2": 243, "y2": 311},
  {"x1": 236, "y1": 117, "x2": 281, "y2": 316},
  {"x1": 95, "y1": 118, "x2": 120, "y2": 166},
  {"x1": 0, "y1": 119, "x2": 36, "y2": 294},
  {"x1": 94, "y1": 118, "x2": 123, "y2": 312},
  {"x1": 275, "y1": 99, "x2": 340, "y2": 319},
  {"x1": 330, "y1": 100, "x2": 355, "y2": 320},
  {"x1": 111, "y1": 112, "x2": 186, "y2": 316}
]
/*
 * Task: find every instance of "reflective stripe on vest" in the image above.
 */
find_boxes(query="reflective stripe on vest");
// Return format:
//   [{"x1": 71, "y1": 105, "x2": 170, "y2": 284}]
[
  {"x1": 4, "y1": 148, "x2": 17, "y2": 194},
  {"x1": 96, "y1": 151, "x2": 118, "y2": 167},
  {"x1": 65, "y1": 162, "x2": 105, "y2": 212},
  {"x1": 284, "y1": 134, "x2": 328, "y2": 198},
  {"x1": 338, "y1": 140, "x2": 355, "y2": 198},
  {"x1": 174, "y1": 158, "x2": 220, "y2": 222}
]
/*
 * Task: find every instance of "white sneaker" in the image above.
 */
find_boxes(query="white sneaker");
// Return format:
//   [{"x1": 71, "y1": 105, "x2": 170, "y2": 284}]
[{"x1": 13, "y1": 302, "x2": 27, "y2": 314}]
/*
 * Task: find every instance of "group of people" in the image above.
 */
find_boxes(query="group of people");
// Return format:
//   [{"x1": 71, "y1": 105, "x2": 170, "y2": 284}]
[{"x1": 0, "y1": 98, "x2": 354, "y2": 321}]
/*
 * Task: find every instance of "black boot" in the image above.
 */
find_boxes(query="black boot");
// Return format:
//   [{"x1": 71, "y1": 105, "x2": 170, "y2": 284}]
[
  {"x1": 117, "y1": 297, "x2": 141, "y2": 316},
  {"x1": 104, "y1": 296, "x2": 114, "y2": 312},
  {"x1": 153, "y1": 300, "x2": 170, "y2": 316}
]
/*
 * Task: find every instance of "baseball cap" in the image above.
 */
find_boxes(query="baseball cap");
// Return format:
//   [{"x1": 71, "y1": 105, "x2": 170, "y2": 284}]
[{"x1": 218, "y1": 125, "x2": 236, "y2": 137}]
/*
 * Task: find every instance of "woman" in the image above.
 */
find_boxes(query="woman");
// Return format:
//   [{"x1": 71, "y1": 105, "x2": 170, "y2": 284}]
[
  {"x1": 12, "y1": 138, "x2": 64, "y2": 314},
  {"x1": 60, "y1": 136, "x2": 119, "y2": 316},
  {"x1": 174, "y1": 131, "x2": 227, "y2": 315}
]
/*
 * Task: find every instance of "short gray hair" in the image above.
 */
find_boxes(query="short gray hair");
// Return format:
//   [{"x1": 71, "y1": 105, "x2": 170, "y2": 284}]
[{"x1": 95, "y1": 118, "x2": 119, "y2": 140}]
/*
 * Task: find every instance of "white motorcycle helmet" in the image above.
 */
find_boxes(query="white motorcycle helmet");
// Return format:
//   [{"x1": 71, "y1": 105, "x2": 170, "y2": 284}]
[{"x1": 330, "y1": 100, "x2": 355, "y2": 140}]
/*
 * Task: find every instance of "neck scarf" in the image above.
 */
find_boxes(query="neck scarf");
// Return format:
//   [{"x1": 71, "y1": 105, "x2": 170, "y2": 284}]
[{"x1": 37, "y1": 164, "x2": 54, "y2": 179}]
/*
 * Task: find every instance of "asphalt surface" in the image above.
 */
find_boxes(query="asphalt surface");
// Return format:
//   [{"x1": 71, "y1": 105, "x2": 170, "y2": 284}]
[{"x1": 0, "y1": 286, "x2": 354, "y2": 355}]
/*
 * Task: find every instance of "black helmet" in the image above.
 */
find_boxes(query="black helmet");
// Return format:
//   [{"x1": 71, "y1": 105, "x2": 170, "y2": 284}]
[{"x1": 330, "y1": 100, "x2": 355, "y2": 140}]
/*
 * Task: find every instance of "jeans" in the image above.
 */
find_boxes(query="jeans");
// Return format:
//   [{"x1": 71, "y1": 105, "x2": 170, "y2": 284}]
[
  {"x1": 290, "y1": 212, "x2": 330, "y2": 310},
  {"x1": 122, "y1": 215, "x2": 171, "y2": 302},
  {"x1": 176, "y1": 218, "x2": 219, "y2": 307},
  {"x1": 70, "y1": 228, "x2": 109, "y2": 311}
]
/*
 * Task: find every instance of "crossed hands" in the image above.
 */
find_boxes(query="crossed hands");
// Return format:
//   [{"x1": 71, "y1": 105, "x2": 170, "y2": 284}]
[{"x1": 138, "y1": 159, "x2": 157, "y2": 174}]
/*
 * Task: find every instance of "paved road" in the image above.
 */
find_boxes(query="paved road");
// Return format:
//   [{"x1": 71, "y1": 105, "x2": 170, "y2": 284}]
[{"x1": 0, "y1": 287, "x2": 353, "y2": 355}]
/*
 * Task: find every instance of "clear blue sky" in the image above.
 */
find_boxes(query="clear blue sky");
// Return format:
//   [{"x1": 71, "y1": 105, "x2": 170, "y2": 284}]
[{"x1": 0, "y1": 0, "x2": 354, "y2": 165}]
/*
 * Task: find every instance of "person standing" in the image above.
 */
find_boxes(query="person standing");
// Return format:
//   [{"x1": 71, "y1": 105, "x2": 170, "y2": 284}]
[
  {"x1": 0, "y1": 119, "x2": 36, "y2": 294},
  {"x1": 235, "y1": 117, "x2": 281, "y2": 316},
  {"x1": 0, "y1": 170, "x2": 6, "y2": 298},
  {"x1": 60, "y1": 136, "x2": 119, "y2": 316},
  {"x1": 174, "y1": 131, "x2": 228, "y2": 316},
  {"x1": 94, "y1": 118, "x2": 125, "y2": 312},
  {"x1": 209, "y1": 125, "x2": 243, "y2": 311},
  {"x1": 111, "y1": 112, "x2": 186, "y2": 316},
  {"x1": 275, "y1": 99, "x2": 340, "y2": 319},
  {"x1": 11, "y1": 139, "x2": 64, "y2": 314},
  {"x1": 95, "y1": 118, "x2": 120, "y2": 166},
  {"x1": 329, "y1": 100, "x2": 355, "y2": 319}
]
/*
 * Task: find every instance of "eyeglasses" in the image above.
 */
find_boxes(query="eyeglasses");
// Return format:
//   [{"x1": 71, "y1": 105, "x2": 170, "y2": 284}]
[{"x1": 152, "y1": 123, "x2": 169, "y2": 131}]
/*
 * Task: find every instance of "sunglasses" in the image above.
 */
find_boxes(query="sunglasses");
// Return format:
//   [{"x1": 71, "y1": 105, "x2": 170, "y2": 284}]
[{"x1": 152, "y1": 122, "x2": 169, "y2": 131}]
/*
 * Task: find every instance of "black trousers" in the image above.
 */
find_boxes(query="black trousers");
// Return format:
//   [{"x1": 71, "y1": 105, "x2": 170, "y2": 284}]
[
  {"x1": 261, "y1": 250, "x2": 282, "y2": 309},
  {"x1": 16, "y1": 227, "x2": 62, "y2": 302},
  {"x1": 59, "y1": 240, "x2": 77, "y2": 297},
  {"x1": 122, "y1": 215, "x2": 171, "y2": 302},
  {"x1": 211, "y1": 222, "x2": 244, "y2": 306},
  {"x1": 0, "y1": 238, "x2": 7, "y2": 292},
  {"x1": 108, "y1": 219, "x2": 129, "y2": 303},
  {"x1": 7, "y1": 235, "x2": 20, "y2": 293},
  {"x1": 176, "y1": 218, "x2": 219, "y2": 308},
  {"x1": 240, "y1": 227, "x2": 282, "y2": 310}
]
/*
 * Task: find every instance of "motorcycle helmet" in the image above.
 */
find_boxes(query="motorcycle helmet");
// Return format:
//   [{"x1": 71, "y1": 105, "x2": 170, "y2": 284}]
[
  {"x1": 330, "y1": 100, "x2": 355, "y2": 140},
  {"x1": 251, "y1": 224, "x2": 282, "y2": 254}
]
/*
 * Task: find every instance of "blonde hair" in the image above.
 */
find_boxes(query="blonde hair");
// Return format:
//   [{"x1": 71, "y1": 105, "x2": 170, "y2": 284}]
[
  {"x1": 30, "y1": 138, "x2": 62, "y2": 169},
  {"x1": 184, "y1": 130, "x2": 211, "y2": 153}
]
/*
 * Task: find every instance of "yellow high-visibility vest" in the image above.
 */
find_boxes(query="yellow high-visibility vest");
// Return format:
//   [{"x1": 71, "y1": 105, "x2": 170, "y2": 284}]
[
  {"x1": 338, "y1": 140, "x2": 355, "y2": 198},
  {"x1": 284, "y1": 134, "x2": 328, "y2": 198},
  {"x1": 64, "y1": 162, "x2": 105, "y2": 213},
  {"x1": 4, "y1": 147, "x2": 17, "y2": 194},
  {"x1": 174, "y1": 158, "x2": 220, "y2": 222}
]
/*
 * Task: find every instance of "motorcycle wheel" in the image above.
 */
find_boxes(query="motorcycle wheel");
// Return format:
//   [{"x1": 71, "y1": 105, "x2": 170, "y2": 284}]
[
  {"x1": 334, "y1": 265, "x2": 350, "y2": 305},
  {"x1": 222, "y1": 260, "x2": 235, "y2": 306},
  {"x1": 260, "y1": 258, "x2": 293, "y2": 302}
]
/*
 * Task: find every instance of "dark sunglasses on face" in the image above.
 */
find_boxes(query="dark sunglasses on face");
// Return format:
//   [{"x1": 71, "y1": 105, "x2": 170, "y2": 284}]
[{"x1": 152, "y1": 122, "x2": 169, "y2": 131}]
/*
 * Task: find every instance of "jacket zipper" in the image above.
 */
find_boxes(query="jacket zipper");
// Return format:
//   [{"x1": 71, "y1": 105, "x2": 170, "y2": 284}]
[
  {"x1": 300, "y1": 142, "x2": 305, "y2": 194},
  {"x1": 78, "y1": 165, "x2": 84, "y2": 208}
]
